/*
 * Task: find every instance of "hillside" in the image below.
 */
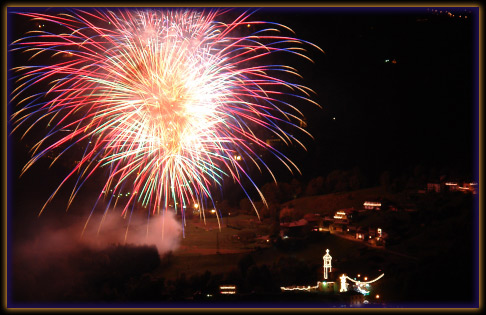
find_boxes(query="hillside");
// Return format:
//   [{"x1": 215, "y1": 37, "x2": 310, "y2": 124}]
[{"x1": 281, "y1": 186, "x2": 409, "y2": 217}]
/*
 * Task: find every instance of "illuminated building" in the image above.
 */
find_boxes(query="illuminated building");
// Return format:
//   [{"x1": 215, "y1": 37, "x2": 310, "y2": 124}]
[
  {"x1": 323, "y1": 249, "x2": 332, "y2": 279},
  {"x1": 280, "y1": 249, "x2": 384, "y2": 305},
  {"x1": 340, "y1": 274, "x2": 348, "y2": 292},
  {"x1": 219, "y1": 285, "x2": 237, "y2": 295},
  {"x1": 363, "y1": 201, "x2": 381, "y2": 210},
  {"x1": 281, "y1": 249, "x2": 337, "y2": 293}
]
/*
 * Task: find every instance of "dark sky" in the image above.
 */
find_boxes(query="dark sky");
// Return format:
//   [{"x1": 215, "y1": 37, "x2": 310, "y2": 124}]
[
  {"x1": 250, "y1": 7, "x2": 477, "y2": 182},
  {"x1": 7, "y1": 6, "x2": 478, "y2": 213}
]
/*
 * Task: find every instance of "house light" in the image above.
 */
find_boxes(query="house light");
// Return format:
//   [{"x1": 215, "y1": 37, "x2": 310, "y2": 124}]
[
  {"x1": 340, "y1": 274, "x2": 348, "y2": 292},
  {"x1": 334, "y1": 211, "x2": 346, "y2": 219},
  {"x1": 364, "y1": 202, "x2": 381, "y2": 207},
  {"x1": 323, "y1": 249, "x2": 332, "y2": 280}
]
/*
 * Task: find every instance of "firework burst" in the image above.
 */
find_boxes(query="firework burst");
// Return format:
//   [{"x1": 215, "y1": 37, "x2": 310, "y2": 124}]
[{"x1": 10, "y1": 8, "x2": 322, "y2": 237}]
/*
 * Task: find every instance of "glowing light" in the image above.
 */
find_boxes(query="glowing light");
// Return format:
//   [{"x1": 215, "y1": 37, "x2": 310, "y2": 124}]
[
  {"x1": 340, "y1": 274, "x2": 348, "y2": 292},
  {"x1": 363, "y1": 201, "x2": 381, "y2": 210},
  {"x1": 376, "y1": 294, "x2": 380, "y2": 299},
  {"x1": 280, "y1": 284, "x2": 319, "y2": 292},
  {"x1": 10, "y1": 8, "x2": 321, "y2": 235},
  {"x1": 333, "y1": 211, "x2": 347, "y2": 220},
  {"x1": 220, "y1": 285, "x2": 236, "y2": 294},
  {"x1": 346, "y1": 273, "x2": 384, "y2": 285},
  {"x1": 323, "y1": 249, "x2": 332, "y2": 280}
]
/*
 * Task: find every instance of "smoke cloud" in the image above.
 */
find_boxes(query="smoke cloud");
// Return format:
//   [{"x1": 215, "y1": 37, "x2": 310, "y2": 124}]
[{"x1": 11, "y1": 209, "x2": 182, "y2": 303}]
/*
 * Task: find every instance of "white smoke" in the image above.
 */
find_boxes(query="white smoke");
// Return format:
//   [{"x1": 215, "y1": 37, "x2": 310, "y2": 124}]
[{"x1": 79, "y1": 208, "x2": 183, "y2": 254}]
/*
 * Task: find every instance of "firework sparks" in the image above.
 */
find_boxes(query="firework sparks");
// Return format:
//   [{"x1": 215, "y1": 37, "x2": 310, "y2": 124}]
[{"x1": 10, "y1": 8, "x2": 322, "y2": 237}]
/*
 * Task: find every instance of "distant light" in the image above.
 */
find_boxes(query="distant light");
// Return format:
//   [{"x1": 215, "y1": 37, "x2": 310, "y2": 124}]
[
  {"x1": 210, "y1": 209, "x2": 216, "y2": 214},
  {"x1": 247, "y1": 24, "x2": 251, "y2": 28},
  {"x1": 332, "y1": 117, "x2": 336, "y2": 120},
  {"x1": 376, "y1": 294, "x2": 380, "y2": 299},
  {"x1": 385, "y1": 59, "x2": 390, "y2": 63}
]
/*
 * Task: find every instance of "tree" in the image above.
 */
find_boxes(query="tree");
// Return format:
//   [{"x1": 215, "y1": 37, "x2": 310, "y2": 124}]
[
  {"x1": 326, "y1": 169, "x2": 345, "y2": 192},
  {"x1": 305, "y1": 176, "x2": 324, "y2": 196},
  {"x1": 238, "y1": 254, "x2": 255, "y2": 278},
  {"x1": 239, "y1": 198, "x2": 253, "y2": 214},
  {"x1": 349, "y1": 166, "x2": 367, "y2": 190},
  {"x1": 290, "y1": 178, "x2": 302, "y2": 199},
  {"x1": 380, "y1": 170, "x2": 391, "y2": 191}
]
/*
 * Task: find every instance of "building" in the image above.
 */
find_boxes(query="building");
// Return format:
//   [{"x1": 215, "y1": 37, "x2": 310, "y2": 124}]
[
  {"x1": 330, "y1": 223, "x2": 346, "y2": 233},
  {"x1": 356, "y1": 228, "x2": 366, "y2": 240},
  {"x1": 445, "y1": 182, "x2": 459, "y2": 192},
  {"x1": 281, "y1": 249, "x2": 339, "y2": 293},
  {"x1": 458, "y1": 182, "x2": 478, "y2": 194},
  {"x1": 363, "y1": 201, "x2": 381, "y2": 210},
  {"x1": 333, "y1": 210, "x2": 350, "y2": 224},
  {"x1": 219, "y1": 285, "x2": 237, "y2": 295},
  {"x1": 427, "y1": 183, "x2": 441, "y2": 193}
]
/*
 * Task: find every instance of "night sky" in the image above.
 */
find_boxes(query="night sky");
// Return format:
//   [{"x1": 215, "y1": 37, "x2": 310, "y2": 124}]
[
  {"x1": 6, "y1": 5, "x2": 479, "y2": 307},
  {"x1": 253, "y1": 7, "x2": 477, "y2": 181}
]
